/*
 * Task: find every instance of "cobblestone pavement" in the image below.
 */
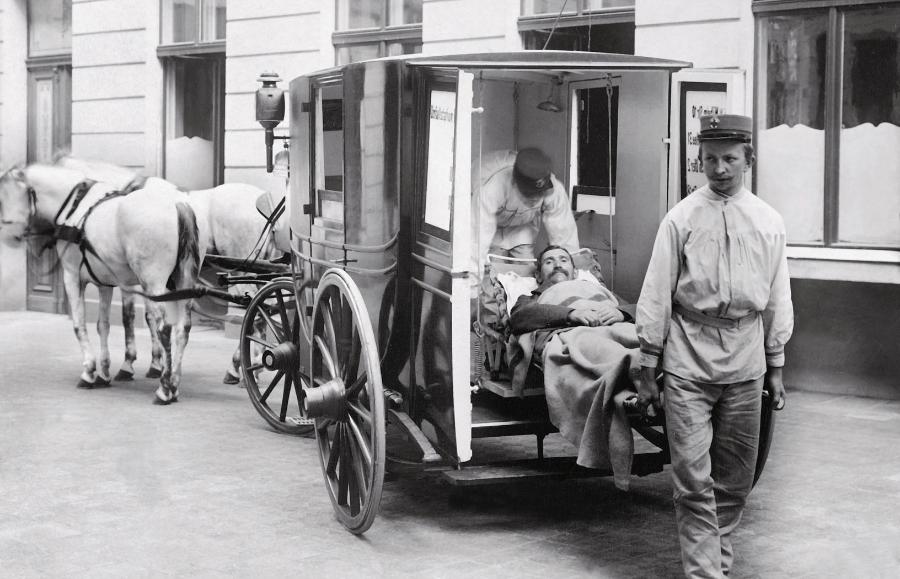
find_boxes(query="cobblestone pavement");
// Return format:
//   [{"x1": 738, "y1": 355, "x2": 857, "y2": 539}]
[{"x1": 0, "y1": 312, "x2": 898, "y2": 578}]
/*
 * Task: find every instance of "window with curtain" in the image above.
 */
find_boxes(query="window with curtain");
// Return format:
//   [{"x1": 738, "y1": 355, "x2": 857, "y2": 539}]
[
  {"x1": 159, "y1": 0, "x2": 226, "y2": 190},
  {"x1": 755, "y1": 1, "x2": 900, "y2": 249},
  {"x1": 333, "y1": 0, "x2": 423, "y2": 65}
]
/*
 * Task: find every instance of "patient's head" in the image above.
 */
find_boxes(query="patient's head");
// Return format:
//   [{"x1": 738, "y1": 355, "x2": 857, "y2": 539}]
[{"x1": 536, "y1": 246, "x2": 574, "y2": 288}]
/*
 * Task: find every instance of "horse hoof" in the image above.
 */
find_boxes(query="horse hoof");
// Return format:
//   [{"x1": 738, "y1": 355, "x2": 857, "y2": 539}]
[
  {"x1": 115, "y1": 369, "x2": 134, "y2": 381},
  {"x1": 94, "y1": 377, "x2": 112, "y2": 388},
  {"x1": 77, "y1": 378, "x2": 95, "y2": 389},
  {"x1": 152, "y1": 395, "x2": 178, "y2": 405},
  {"x1": 222, "y1": 371, "x2": 241, "y2": 385},
  {"x1": 146, "y1": 367, "x2": 162, "y2": 379}
]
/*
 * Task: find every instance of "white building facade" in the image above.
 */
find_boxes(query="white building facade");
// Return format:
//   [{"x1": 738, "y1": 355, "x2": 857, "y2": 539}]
[{"x1": 1, "y1": 0, "x2": 898, "y2": 397}]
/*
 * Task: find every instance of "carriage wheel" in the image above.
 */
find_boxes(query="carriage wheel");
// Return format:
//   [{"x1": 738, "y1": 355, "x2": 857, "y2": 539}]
[
  {"x1": 240, "y1": 278, "x2": 315, "y2": 436},
  {"x1": 306, "y1": 269, "x2": 385, "y2": 534}
]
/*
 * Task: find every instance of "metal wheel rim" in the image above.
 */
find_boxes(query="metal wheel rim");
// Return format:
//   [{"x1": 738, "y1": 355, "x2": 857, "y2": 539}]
[
  {"x1": 240, "y1": 279, "x2": 313, "y2": 435},
  {"x1": 311, "y1": 269, "x2": 385, "y2": 534}
]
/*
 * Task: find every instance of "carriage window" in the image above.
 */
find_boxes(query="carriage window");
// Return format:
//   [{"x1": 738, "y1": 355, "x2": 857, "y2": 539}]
[
  {"x1": 423, "y1": 90, "x2": 456, "y2": 232},
  {"x1": 314, "y1": 84, "x2": 344, "y2": 228}
]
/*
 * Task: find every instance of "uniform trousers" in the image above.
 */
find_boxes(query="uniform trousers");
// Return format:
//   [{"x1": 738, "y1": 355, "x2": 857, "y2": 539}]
[{"x1": 663, "y1": 372, "x2": 763, "y2": 578}]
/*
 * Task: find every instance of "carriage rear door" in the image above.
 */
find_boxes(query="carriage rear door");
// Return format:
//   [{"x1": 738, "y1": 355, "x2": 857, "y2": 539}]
[{"x1": 408, "y1": 68, "x2": 475, "y2": 463}]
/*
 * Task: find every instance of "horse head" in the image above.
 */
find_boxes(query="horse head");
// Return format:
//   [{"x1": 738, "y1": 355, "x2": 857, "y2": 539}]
[{"x1": 0, "y1": 165, "x2": 34, "y2": 245}]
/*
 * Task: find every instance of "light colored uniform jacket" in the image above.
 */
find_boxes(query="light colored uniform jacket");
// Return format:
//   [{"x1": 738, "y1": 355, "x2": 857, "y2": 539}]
[
  {"x1": 635, "y1": 185, "x2": 794, "y2": 384},
  {"x1": 474, "y1": 150, "x2": 579, "y2": 267}
]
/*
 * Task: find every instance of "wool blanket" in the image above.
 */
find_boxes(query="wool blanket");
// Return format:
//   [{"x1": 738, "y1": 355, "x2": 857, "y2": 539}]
[{"x1": 511, "y1": 280, "x2": 640, "y2": 490}]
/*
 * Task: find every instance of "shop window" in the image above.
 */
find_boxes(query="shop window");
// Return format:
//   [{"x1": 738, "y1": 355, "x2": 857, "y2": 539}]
[
  {"x1": 159, "y1": 0, "x2": 226, "y2": 190},
  {"x1": 755, "y1": 1, "x2": 900, "y2": 249},
  {"x1": 333, "y1": 0, "x2": 423, "y2": 65},
  {"x1": 519, "y1": 0, "x2": 634, "y2": 54}
]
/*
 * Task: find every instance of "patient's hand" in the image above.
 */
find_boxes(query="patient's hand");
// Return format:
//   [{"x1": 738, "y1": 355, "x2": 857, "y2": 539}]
[{"x1": 567, "y1": 302, "x2": 624, "y2": 327}]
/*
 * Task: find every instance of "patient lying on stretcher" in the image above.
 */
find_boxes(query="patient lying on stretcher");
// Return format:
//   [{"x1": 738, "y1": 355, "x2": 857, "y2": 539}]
[{"x1": 507, "y1": 245, "x2": 641, "y2": 490}]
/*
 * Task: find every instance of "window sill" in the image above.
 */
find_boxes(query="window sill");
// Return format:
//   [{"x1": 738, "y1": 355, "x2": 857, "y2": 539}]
[{"x1": 786, "y1": 247, "x2": 900, "y2": 284}]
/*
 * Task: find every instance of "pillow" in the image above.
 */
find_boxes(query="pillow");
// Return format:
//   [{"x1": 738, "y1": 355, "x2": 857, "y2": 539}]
[{"x1": 497, "y1": 269, "x2": 602, "y2": 316}]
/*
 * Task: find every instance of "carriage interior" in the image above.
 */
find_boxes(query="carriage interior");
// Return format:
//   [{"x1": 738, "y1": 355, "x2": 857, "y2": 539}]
[{"x1": 460, "y1": 67, "x2": 673, "y2": 473}]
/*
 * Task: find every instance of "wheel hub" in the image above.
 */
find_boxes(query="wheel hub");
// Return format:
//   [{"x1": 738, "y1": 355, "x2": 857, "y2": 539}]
[
  {"x1": 304, "y1": 377, "x2": 346, "y2": 420},
  {"x1": 262, "y1": 342, "x2": 298, "y2": 372}
]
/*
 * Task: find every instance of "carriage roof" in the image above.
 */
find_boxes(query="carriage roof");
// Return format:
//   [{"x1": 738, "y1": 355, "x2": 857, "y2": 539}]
[{"x1": 301, "y1": 50, "x2": 691, "y2": 79}]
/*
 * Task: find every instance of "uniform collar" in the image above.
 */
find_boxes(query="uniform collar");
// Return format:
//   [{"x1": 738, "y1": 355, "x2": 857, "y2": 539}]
[{"x1": 697, "y1": 184, "x2": 749, "y2": 203}]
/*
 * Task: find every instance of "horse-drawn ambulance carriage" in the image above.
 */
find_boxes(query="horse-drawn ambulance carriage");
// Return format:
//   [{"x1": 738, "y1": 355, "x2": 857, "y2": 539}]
[{"x1": 241, "y1": 51, "x2": 776, "y2": 534}]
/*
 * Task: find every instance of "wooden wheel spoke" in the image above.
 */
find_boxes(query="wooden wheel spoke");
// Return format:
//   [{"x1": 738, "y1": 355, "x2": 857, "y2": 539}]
[
  {"x1": 260, "y1": 370, "x2": 285, "y2": 403},
  {"x1": 321, "y1": 300, "x2": 339, "y2": 366},
  {"x1": 337, "y1": 425, "x2": 352, "y2": 508},
  {"x1": 314, "y1": 336, "x2": 338, "y2": 380},
  {"x1": 345, "y1": 371, "x2": 368, "y2": 400},
  {"x1": 279, "y1": 373, "x2": 292, "y2": 421},
  {"x1": 347, "y1": 399, "x2": 372, "y2": 429},
  {"x1": 247, "y1": 334, "x2": 276, "y2": 349},
  {"x1": 347, "y1": 441, "x2": 362, "y2": 515},
  {"x1": 342, "y1": 323, "x2": 361, "y2": 384},
  {"x1": 346, "y1": 413, "x2": 373, "y2": 472},
  {"x1": 346, "y1": 431, "x2": 370, "y2": 505},
  {"x1": 274, "y1": 290, "x2": 292, "y2": 331},
  {"x1": 258, "y1": 306, "x2": 284, "y2": 342},
  {"x1": 246, "y1": 362, "x2": 263, "y2": 373},
  {"x1": 326, "y1": 423, "x2": 342, "y2": 479}
]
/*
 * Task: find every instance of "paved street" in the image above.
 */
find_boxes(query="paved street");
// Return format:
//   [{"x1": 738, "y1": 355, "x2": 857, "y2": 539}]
[{"x1": 1, "y1": 311, "x2": 898, "y2": 578}]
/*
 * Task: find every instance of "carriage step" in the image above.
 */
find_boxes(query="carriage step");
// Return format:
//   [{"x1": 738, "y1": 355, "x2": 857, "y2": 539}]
[
  {"x1": 441, "y1": 457, "x2": 600, "y2": 486},
  {"x1": 441, "y1": 452, "x2": 668, "y2": 486}
]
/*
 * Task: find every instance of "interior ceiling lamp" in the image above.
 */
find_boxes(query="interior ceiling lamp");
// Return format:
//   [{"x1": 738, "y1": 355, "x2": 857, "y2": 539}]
[{"x1": 538, "y1": 76, "x2": 563, "y2": 113}]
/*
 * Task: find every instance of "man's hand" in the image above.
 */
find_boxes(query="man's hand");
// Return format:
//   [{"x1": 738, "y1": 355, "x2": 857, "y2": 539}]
[
  {"x1": 637, "y1": 366, "x2": 662, "y2": 417},
  {"x1": 765, "y1": 366, "x2": 786, "y2": 411},
  {"x1": 567, "y1": 302, "x2": 624, "y2": 327}
]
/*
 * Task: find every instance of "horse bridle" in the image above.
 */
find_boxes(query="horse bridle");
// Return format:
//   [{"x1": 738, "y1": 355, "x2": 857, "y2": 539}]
[{"x1": 0, "y1": 168, "x2": 38, "y2": 234}]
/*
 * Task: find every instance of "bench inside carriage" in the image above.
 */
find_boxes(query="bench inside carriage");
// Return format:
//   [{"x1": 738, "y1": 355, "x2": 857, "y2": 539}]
[{"x1": 440, "y1": 248, "x2": 670, "y2": 486}]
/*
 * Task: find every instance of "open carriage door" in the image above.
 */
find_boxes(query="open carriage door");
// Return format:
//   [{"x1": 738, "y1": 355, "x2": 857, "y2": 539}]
[
  {"x1": 409, "y1": 68, "x2": 475, "y2": 463},
  {"x1": 668, "y1": 69, "x2": 746, "y2": 207}
]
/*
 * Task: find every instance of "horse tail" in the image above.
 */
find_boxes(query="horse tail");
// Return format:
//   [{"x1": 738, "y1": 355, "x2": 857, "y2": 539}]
[{"x1": 168, "y1": 201, "x2": 201, "y2": 291}]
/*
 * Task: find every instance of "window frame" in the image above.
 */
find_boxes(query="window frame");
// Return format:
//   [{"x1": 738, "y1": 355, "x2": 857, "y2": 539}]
[
  {"x1": 157, "y1": 0, "x2": 226, "y2": 56},
  {"x1": 753, "y1": 0, "x2": 900, "y2": 251},
  {"x1": 332, "y1": 0, "x2": 423, "y2": 65},
  {"x1": 157, "y1": 1, "x2": 227, "y2": 187},
  {"x1": 519, "y1": 0, "x2": 634, "y2": 31}
]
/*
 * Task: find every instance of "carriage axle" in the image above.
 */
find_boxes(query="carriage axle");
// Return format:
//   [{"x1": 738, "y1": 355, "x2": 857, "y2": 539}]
[
  {"x1": 261, "y1": 342, "x2": 298, "y2": 373},
  {"x1": 303, "y1": 378, "x2": 346, "y2": 420}
]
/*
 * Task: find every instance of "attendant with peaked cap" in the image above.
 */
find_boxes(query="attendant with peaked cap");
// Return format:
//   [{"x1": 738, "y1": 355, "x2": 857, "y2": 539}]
[
  {"x1": 635, "y1": 114, "x2": 794, "y2": 578},
  {"x1": 475, "y1": 148, "x2": 579, "y2": 271}
]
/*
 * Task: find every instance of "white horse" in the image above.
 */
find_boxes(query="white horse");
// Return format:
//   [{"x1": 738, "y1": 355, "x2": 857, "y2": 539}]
[
  {"x1": 56, "y1": 156, "x2": 285, "y2": 384},
  {"x1": 0, "y1": 164, "x2": 203, "y2": 404}
]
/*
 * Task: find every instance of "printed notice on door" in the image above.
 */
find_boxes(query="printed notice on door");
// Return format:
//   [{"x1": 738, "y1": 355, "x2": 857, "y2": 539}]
[
  {"x1": 680, "y1": 83, "x2": 728, "y2": 199},
  {"x1": 424, "y1": 90, "x2": 456, "y2": 231}
]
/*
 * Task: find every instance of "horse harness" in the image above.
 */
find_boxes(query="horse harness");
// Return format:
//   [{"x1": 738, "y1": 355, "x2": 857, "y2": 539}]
[{"x1": 52, "y1": 179, "x2": 133, "y2": 287}]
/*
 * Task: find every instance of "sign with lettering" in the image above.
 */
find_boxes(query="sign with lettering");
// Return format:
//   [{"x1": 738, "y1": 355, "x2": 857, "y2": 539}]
[
  {"x1": 680, "y1": 82, "x2": 727, "y2": 199},
  {"x1": 424, "y1": 90, "x2": 457, "y2": 231}
]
